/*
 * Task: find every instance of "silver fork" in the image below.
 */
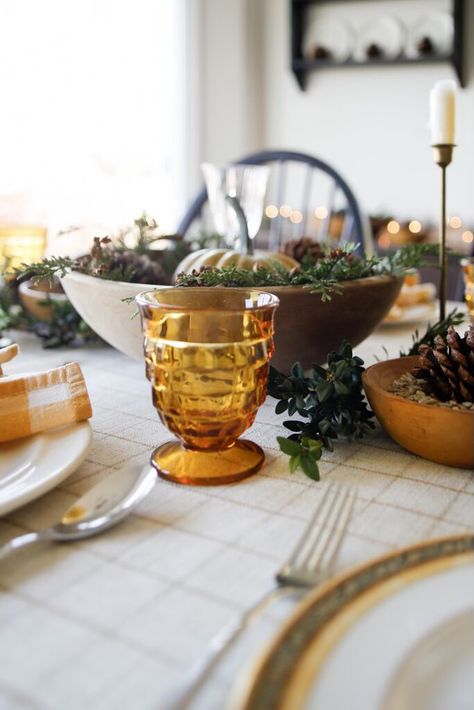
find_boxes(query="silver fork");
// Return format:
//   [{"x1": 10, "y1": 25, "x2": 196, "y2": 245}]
[{"x1": 172, "y1": 482, "x2": 356, "y2": 709}]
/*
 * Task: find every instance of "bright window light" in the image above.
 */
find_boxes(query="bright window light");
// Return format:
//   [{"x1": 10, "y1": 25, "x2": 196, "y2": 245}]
[{"x1": 0, "y1": 0, "x2": 183, "y2": 235}]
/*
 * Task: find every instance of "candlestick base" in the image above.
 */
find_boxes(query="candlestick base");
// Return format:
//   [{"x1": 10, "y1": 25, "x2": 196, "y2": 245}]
[{"x1": 432, "y1": 144, "x2": 455, "y2": 168}]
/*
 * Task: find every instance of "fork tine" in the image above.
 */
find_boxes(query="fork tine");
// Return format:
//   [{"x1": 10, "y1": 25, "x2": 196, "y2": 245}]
[
  {"x1": 305, "y1": 486, "x2": 356, "y2": 572},
  {"x1": 282, "y1": 483, "x2": 336, "y2": 571},
  {"x1": 299, "y1": 484, "x2": 348, "y2": 569},
  {"x1": 293, "y1": 484, "x2": 343, "y2": 569}
]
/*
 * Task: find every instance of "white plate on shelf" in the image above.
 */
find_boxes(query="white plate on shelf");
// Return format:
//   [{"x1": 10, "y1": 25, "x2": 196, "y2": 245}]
[
  {"x1": 354, "y1": 14, "x2": 405, "y2": 61},
  {"x1": 303, "y1": 17, "x2": 354, "y2": 62},
  {"x1": 0, "y1": 422, "x2": 92, "y2": 516},
  {"x1": 405, "y1": 11, "x2": 454, "y2": 59},
  {"x1": 233, "y1": 536, "x2": 474, "y2": 710}
]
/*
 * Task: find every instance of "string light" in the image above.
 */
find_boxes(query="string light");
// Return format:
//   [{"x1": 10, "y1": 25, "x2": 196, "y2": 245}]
[
  {"x1": 265, "y1": 205, "x2": 278, "y2": 219},
  {"x1": 279, "y1": 204, "x2": 292, "y2": 218},
  {"x1": 378, "y1": 233, "x2": 391, "y2": 249},
  {"x1": 408, "y1": 220, "x2": 422, "y2": 234},
  {"x1": 290, "y1": 210, "x2": 303, "y2": 224},
  {"x1": 449, "y1": 215, "x2": 462, "y2": 229},
  {"x1": 462, "y1": 230, "x2": 473, "y2": 244},
  {"x1": 387, "y1": 220, "x2": 400, "y2": 234},
  {"x1": 314, "y1": 206, "x2": 328, "y2": 219}
]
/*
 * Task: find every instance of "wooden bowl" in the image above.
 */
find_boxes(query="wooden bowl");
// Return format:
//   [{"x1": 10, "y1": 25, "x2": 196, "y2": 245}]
[
  {"x1": 268, "y1": 276, "x2": 402, "y2": 370},
  {"x1": 61, "y1": 272, "x2": 402, "y2": 370},
  {"x1": 18, "y1": 279, "x2": 68, "y2": 322},
  {"x1": 363, "y1": 356, "x2": 474, "y2": 469}
]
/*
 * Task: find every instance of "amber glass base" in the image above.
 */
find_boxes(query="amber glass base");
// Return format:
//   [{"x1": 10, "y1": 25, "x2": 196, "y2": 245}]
[{"x1": 151, "y1": 439, "x2": 265, "y2": 486}]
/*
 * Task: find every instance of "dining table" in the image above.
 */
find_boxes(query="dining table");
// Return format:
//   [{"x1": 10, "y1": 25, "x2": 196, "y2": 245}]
[{"x1": 1, "y1": 309, "x2": 473, "y2": 710}]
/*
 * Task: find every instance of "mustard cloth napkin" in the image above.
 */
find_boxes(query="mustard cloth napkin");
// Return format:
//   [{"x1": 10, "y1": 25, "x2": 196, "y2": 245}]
[{"x1": 0, "y1": 344, "x2": 92, "y2": 443}]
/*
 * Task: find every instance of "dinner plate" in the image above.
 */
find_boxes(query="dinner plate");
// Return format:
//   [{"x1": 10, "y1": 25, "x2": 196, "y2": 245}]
[
  {"x1": 384, "y1": 609, "x2": 474, "y2": 710},
  {"x1": 354, "y1": 14, "x2": 404, "y2": 61},
  {"x1": 382, "y1": 302, "x2": 437, "y2": 326},
  {"x1": 232, "y1": 535, "x2": 474, "y2": 710},
  {"x1": 0, "y1": 422, "x2": 92, "y2": 516},
  {"x1": 303, "y1": 17, "x2": 354, "y2": 62},
  {"x1": 405, "y1": 11, "x2": 454, "y2": 59}
]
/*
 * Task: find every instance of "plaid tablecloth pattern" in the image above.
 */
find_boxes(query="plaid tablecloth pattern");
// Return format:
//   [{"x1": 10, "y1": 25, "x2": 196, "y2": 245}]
[{"x1": 0, "y1": 322, "x2": 473, "y2": 710}]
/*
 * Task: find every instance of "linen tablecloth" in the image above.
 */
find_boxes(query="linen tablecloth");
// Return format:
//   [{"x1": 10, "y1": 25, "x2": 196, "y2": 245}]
[{"x1": 1, "y1": 320, "x2": 473, "y2": 709}]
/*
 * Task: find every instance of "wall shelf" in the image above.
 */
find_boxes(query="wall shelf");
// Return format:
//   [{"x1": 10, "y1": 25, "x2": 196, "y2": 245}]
[{"x1": 291, "y1": 0, "x2": 466, "y2": 90}]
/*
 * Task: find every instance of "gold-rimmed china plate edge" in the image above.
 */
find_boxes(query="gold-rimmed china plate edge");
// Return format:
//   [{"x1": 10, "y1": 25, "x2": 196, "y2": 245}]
[{"x1": 230, "y1": 534, "x2": 474, "y2": 710}]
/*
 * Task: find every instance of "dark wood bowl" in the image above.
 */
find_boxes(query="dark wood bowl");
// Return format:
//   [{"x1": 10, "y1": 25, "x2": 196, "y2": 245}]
[
  {"x1": 269, "y1": 275, "x2": 403, "y2": 371},
  {"x1": 363, "y1": 356, "x2": 474, "y2": 469}
]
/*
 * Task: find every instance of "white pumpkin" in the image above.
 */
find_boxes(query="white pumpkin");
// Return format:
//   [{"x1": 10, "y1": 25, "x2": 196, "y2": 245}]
[{"x1": 174, "y1": 248, "x2": 298, "y2": 279}]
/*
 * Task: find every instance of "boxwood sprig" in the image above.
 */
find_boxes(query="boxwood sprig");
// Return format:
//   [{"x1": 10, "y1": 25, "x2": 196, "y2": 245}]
[{"x1": 269, "y1": 341, "x2": 375, "y2": 481}]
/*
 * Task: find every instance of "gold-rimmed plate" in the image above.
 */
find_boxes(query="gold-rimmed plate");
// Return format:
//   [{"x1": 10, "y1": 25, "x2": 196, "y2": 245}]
[{"x1": 231, "y1": 535, "x2": 474, "y2": 710}]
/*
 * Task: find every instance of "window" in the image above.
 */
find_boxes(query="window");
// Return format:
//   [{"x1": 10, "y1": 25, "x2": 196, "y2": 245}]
[{"x1": 0, "y1": 0, "x2": 184, "y2": 237}]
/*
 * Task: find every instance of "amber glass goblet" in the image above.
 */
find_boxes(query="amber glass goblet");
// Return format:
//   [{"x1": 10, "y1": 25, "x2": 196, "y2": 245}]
[{"x1": 136, "y1": 288, "x2": 279, "y2": 485}]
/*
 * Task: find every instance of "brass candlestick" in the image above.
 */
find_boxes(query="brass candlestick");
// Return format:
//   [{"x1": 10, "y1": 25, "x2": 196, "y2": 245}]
[{"x1": 432, "y1": 144, "x2": 455, "y2": 320}]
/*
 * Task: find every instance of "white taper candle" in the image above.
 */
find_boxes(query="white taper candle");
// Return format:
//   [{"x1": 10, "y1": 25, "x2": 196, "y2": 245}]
[{"x1": 430, "y1": 80, "x2": 456, "y2": 144}]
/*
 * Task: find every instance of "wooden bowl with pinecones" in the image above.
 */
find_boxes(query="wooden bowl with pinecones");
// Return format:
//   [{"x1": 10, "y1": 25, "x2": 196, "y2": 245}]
[{"x1": 362, "y1": 326, "x2": 474, "y2": 469}]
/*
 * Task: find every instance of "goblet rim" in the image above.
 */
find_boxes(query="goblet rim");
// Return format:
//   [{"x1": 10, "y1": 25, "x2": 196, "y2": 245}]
[{"x1": 135, "y1": 287, "x2": 280, "y2": 312}]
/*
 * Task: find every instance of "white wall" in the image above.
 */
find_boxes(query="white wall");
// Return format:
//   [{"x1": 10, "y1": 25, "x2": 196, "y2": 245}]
[
  {"x1": 260, "y1": 0, "x2": 474, "y2": 223},
  {"x1": 198, "y1": 0, "x2": 263, "y2": 166}
]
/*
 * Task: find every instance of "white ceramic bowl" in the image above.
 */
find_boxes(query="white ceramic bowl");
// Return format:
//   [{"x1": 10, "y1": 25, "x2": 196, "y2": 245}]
[{"x1": 60, "y1": 271, "x2": 165, "y2": 359}]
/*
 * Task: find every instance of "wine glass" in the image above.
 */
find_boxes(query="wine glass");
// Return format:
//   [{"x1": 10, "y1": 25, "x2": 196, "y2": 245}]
[
  {"x1": 136, "y1": 287, "x2": 279, "y2": 485},
  {"x1": 201, "y1": 163, "x2": 269, "y2": 248}
]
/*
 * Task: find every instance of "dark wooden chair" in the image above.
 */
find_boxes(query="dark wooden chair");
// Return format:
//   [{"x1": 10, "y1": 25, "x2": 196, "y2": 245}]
[{"x1": 177, "y1": 150, "x2": 369, "y2": 256}]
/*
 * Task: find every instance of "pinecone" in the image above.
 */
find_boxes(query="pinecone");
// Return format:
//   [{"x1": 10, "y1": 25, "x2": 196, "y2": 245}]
[
  {"x1": 412, "y1": 325, "x2": 474, "y2": 403},
  {"x1": 102, "y1": 251, "x2": 167, "y2": 284},
  {"x1": 327, "y1": 248, "x2": 356, "y2": 263},
  {"x1": 280, "y1": 237, "x2": 324, "y2": 264},
  {"x1": 78, "y1": 249, "x2": 167, "y2": 284}
]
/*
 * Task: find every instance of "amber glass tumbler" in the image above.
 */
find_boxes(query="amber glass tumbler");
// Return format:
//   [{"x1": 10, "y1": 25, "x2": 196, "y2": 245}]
[{"x1": 136, "y1": 288, "x2": 279, "y2": 485}]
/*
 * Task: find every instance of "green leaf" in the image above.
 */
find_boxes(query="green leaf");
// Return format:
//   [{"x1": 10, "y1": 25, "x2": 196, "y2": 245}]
[
  {"x1": 338, "y1": 341, "x2": 352, "y2": 359},
  {"x1": 284, "y1": 420, "x2": 304, "y2": 432},
  {"x1": 289, "y1": 454, "x2": 301, "y2": 473},
  {"x1": 277, "y1": 436, "x2": 303, "y2": 456},
  {"x1": 294, "y1": 396, "x2": 306, "y2": 410},
  {"x1": 315, "y1": 380, "x2": 333, "y2": 402},
  {"x1": 312, "y1": 364, "x2": 327, "y2": 378},
  {"x1": 301, "y1": 437, "x2": 323, "y2": 456},
  {"x1": 291, "y1": 362, "x2": 305, "y2": 379},
  {"x1": 275, "y1": 399, "x2": 288, "y2": 415},
  {"x1": 334, "y1": 360, "x2": 348, "y2": 377},
  {"x1": 334, "y1": 380, "x2": 350, "y2": 396},
  {"x1": 299, "y1": 453, "x2": 320, "y2": 481}
]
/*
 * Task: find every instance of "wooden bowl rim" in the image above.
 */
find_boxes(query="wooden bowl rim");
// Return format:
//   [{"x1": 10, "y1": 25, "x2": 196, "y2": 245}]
[
  {"x1": 62, "y1": 270, "x2": 402, "y2": 293},
  {"x1": 363, "y1": 356, "x2": 474, "y2": 417},
  {"x1": 19, "y1": 279, "x2": 68, "y2": 301}
]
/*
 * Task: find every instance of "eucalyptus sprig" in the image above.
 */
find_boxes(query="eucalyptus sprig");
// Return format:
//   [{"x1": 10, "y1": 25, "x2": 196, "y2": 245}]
[{"x1": 269, "y1": 341, "x2": 375, "y2": 481}]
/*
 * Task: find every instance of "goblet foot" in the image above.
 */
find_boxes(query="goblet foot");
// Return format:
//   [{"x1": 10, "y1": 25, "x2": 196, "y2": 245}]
[{"x1": 151, "y1": 439, "x2": 265, "y2": 486}]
